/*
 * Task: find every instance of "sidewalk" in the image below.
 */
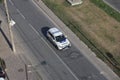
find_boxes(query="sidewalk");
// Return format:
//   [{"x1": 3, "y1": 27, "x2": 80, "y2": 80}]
[
  {"x1": 0, "y1": 6, "x2": 41, "y2": 80},
  {"x1": 0, "y1": 8, "x2": 26, "y2": 80}
]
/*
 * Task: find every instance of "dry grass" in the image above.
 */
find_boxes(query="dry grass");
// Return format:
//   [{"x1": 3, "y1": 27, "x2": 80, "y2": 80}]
[{"x1": 55, "y1": 0, "x2": 120, "y2": 57}]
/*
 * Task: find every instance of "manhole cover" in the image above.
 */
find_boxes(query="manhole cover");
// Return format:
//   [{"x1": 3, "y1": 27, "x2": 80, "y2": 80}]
[
  {"x1": 18, "y1": 68, "x2": 24, "y2": 72},
  {"x1": 41, "y1": 61, "x2": 47, "y2": 65}
]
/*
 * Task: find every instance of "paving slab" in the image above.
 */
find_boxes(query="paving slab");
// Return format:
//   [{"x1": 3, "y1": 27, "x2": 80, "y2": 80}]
[{"x1": 0, "y1": 8, "x2": 26, "y2": 80}]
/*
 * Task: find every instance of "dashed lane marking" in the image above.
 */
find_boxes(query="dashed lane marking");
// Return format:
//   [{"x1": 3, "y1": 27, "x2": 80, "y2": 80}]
[
  {"x1": 16, "y1": 9, "x2": 25, "y2": 19},
  {"x1": 9, "y1": 0, "x2": 14, "y2": 5},
  {"x1": 29, "y1": 23, "x2": 79, "y2": 80}
]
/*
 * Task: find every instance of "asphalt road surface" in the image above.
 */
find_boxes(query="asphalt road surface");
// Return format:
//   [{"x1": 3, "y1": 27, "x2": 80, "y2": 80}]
[
  {"x1": 6, "y1": 0, "x2": 108, "y2": 80},
  {"x1": 103, "y1": 0, "x2": 120, "y2": 12}
]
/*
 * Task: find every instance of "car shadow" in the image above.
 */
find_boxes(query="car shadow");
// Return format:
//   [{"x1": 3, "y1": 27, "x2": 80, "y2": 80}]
[
  {"x1": 41, "y1": 26, "x2": 50, "y2": 39},
  {"x1": 41, "y1": 27, "x2": 58, "y2": 49}
]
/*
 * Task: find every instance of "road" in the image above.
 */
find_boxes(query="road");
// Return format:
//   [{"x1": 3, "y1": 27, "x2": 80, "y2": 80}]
[
  {"x1": 6, "y1": 0, "x2": 108, "y2": 80},
  {"x1": 103, "y1": 0, "x2": 120, "y2": 12}
]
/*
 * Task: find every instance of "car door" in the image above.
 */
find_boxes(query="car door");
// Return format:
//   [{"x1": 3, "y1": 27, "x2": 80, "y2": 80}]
[{"x1": 48, "y1": 32, "x2": 56, "y2": 45}]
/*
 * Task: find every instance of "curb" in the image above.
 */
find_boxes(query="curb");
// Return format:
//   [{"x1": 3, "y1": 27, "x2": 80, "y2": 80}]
[{"x1": 32, "y1": 0, "x2": 120, "y2": 80}]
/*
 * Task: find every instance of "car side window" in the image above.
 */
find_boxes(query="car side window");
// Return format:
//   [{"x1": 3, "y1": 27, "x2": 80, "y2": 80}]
[{"x1": 48, "y1": 32, "x2": 54, "y2": 39}]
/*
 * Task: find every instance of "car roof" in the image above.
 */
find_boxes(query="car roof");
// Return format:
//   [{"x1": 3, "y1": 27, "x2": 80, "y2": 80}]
[
  {"x1": 49, "y1": 28, "x2": 63, "y2": 37},
  {"x1": 0, "y1": 78, "x2": 4, "y2": 80}
]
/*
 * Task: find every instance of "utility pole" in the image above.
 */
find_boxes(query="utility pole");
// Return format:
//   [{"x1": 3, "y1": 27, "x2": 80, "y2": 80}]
[
  {"x1": 25, "y1": 64, "x2": 28, "y2": 80},
  {"x1": 4, "y1": 0, "x2": 16, "y2": 52}
]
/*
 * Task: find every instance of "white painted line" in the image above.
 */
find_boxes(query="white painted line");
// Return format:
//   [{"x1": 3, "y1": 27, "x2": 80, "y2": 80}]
[
  {"x1": 16, "y1": 9, "x2": 25, "y2": 19},
  {"x1": 103, "y1": 0, "x2": 120, "y2": 13},
  {"x1": 31, "y1": 0, "x2": 70, "y2": 39},
  {"x1": 9, "y1": 0, "x2": 14, "y2": 5},
  {"x1": 27, "y1": 64, "x2": 32, "y2": 68},
  {"x1": 28, "y1": 23, "x2": 79, "y2": 80},
  {"x1": 28, "y1": 71, "x2": 32, "y2": 73},
  {"x1": 28, "y1": 24, "x2": 40, "y2": 36},
  {"x1": 30, "y1": 1, "x2": 79, "y2": 79},
  {"x1": 100, "y1": 71, "x2": 105, "y2": 74},
  {"x1": 40, "y1": 37, "x2": 79, "y2": 80},
  {"x1": 31, "y1": 0, "x2": 59, "y2": 28}
]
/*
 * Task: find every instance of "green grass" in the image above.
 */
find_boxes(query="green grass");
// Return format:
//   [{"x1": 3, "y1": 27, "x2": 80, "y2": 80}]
[
  {"x1": 42, "y1": 0, "x2": 120, "y2": 76},
  {"x1": 90, "y1": 0, "x2": 120, "y2": 22},
  {"x1": 89, "y1": 0, "x2": 120, "y2": 68},
  {"x1": 43, "y1": 0, "x2": 71, "y2": 25},
  {"x1": 0, "y1": 0, "x2": 3, "y2": 3}
]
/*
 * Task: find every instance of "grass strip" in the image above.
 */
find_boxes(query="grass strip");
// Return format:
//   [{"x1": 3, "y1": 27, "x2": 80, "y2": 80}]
[
  {"x1": 0, "y1": 0, "x2": 3, "y2": 3},
  {"x1": 42, "y1": 0, "x2": 108, "y2": 61},
  {"x1": 90, "y1": 0, "x2": 120, "y2": 22}
]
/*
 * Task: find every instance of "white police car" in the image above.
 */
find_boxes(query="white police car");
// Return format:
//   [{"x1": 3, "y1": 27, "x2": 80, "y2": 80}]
[
  {"x1": 0, "y1": 78, "x2": 4, "y2": 80},
  {"x1": 47, "y1": 27, "x2": 71, "y2": 50}
]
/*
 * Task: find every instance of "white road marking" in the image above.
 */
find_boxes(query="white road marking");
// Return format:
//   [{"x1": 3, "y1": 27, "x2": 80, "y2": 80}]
[
  {"x1": 31, "y1": 0, "x2": 59, "y2": 28},
  {"x1": 28, "y1": 24, "x2": 40, "y2": 36},
  {"x1": 100, "y1": 71, "x2": 105, "y2": 74},
  {"x1": 28, "y1": 23, "x2": 79, "y2": 80},
  {"x1": 13, "y1": 1, "x2": 79, "y2": 79},
  {"x1": 28, "y1": 71, "x2": 32, "y2": 73},
  {"x1": 16, "y1": 9, "x2": 25, "y2": 19},
  {"x1": 9, "y1": 0, "x2": 14, "y2": 5},
  {"x1": 41, "y1": 38, "x2": 80, "y2": 80},
  {"x1": 6, "y1": 0, "x2": 79, "y2": 79}
]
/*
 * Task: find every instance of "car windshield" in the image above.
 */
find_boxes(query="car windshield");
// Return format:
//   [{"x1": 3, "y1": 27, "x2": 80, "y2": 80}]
[{"x1": 55, "y1": 35, "x2": 66, "y2": 42}]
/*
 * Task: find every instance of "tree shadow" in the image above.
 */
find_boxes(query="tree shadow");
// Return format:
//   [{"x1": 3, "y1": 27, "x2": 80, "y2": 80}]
[
  {"x1": 41, "y1": 27, "x2": 57, "y2": 49},
  {"x1": 0, "y1": 26, "x2": 12, "y2": 50}
]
